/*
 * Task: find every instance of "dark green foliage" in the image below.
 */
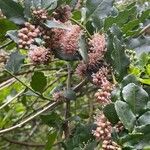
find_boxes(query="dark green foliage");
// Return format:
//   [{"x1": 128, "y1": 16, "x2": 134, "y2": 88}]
[
  {"x1": 5, "y1": 51, "x2": 25, "y2": 73},
  {"x1": 30, "y1": 71, "x2": 47, "y2": 93}
]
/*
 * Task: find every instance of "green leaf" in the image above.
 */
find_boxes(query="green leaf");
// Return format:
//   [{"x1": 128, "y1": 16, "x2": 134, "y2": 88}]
[
  {"x1": 86, "y1": 0, "x2": 114, "y2": 20},
  {"x1": 85, "y1": 0, "x2": 114, "y2": 30},
  {"x1": 0, "y1": 0, "x2": 25, "y2": 24},
  {"x1": 64, "y1": 89, "x2": 76, "y2": 100},
  {"x1": 128, "y1": 36, "x2": 150, "y2": 55},
  {"x1": 121, "y1": 133, "x2": 143, "y2": 145},
  {"x1": 121, "y1": 74, "x2": 139, "y2": 88},
  {"x1": 40, "y1": 112, "x2": 62, "y2": 128},
  {"x1": 111, "y1": 36, "x2": 130, "y2": 80},
  {"x1": 0, "y1": 19, "x2": 17, "y2": 42},
  {"x1": 45, "y1": 131, "x2": 57, "y2": 150},
  {"x1": 6, "y1": 30, "x2": 18, "y2": 43},
  {"x1": 138, "y1": 78, "x2": 150, "y2": 85},
  {"x1": 115, "y1": 101, "x2": 136, "y2": 131},
  {"x1": 133, "y1": 125, "x2": 150, "y2": 149},
  {"x1": 30, "y1": 71, "x2": 47, "y2": 93},
  {"x1": 78, "y1": 34, "x2": 88, "y2": 63},
  {"x1": 43, "y1": 20, "x2": 68, "y2": 30},
  {"x1": 103, "y1": 103, "x2": 119, "y2": 125},
  {"x1": 137, "y1": 111, "x2": 150, "y2": 126},
  {"x1": 104, "y1": 5, "x2": 137, "y2": 31},
  {"x1": 122, "y1": 83, "x2": 149, "y2": 115},
  {"x1": 5, "y1": 51, "x2": 25, "y2": 74}
]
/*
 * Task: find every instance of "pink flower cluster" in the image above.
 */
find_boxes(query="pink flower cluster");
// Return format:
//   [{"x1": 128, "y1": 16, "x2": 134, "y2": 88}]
[
  {"x1": 18, "y1": 22, "x2": 40, "y2": 49},
  {"x1": 95, "y1": 78, "x2": 113, "y2": 105},
  {"x1": 52, "y1": 5, "x2": 72, "y2": 23},
  {"x1": 32, "y1": 8, "x2": 48, "y2": 20},
  {"x1": 28, "y1": 46, "x2": 51, "y2": 64},
  {"x1": 51, "y1": 24, "x2": 82, "y2": 54},
  {"x1": 92, "y1": 67, "x2": 109, "y2": 86},
  {"x1": 76, "y1": 33, "x2": 107, "y2": 78},
  {"x1": 93, "y1": 113, "x2": 112, "y2": 140},
  {"x1": 88, "y1": 33, "x2": 106, "y2": 67},
  {"x1": 102, "y1": 140, "x2": 121, "y2": 150},
  {"x1": 93, "y1": 112, "x2": 122, "y2": 150}
]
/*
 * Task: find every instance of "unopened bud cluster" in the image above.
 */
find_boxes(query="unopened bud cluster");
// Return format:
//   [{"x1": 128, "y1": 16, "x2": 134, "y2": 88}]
[
  {"x1": 93, "y1": 112, "x2": 121, "y2": 150},
  {"x1": 28, "y1": 46, "x2": 51, "y2": 64},
  {"x1": 32, "y1": 8, "x2": 48, "y2": 20},
  {"x1": 18, "y1": 22, "x2": 40, "y2": 49},
  {"x1": 114, "y1": 121, "x2": 124, "y2": 133},
  {"x1": 102, "y1": 140, "x2": 121, "y2": 150},
  {"x1": 93, "y1": 113, "x2": 112, "y2": 140},
  {"x1": 95, "y1": 79, "x2": 113, "y2": 105},
  {"x1": 125, "y1": 49, "x2": 137, "y2": 64}
]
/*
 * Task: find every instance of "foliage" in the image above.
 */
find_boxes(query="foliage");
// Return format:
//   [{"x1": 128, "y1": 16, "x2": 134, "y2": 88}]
[{"x1": 0, "y1": 0, "x2": 150, "y2": 150}]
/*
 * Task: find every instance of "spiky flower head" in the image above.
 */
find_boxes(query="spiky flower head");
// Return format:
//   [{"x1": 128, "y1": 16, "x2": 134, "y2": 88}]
[
  {"x1": 75, "y1": 61, "x2": 87, "y2": 78},
  {"x1": 52, "y1": 5, "x2": 72, "y2": 23},
  {"x1": 28, "y1": 46, "x2": 51, "y2": 64}
]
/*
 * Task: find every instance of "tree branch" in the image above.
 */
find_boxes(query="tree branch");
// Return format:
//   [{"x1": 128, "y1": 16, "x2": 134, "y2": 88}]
[
  {"x1": 0, "y1": 101, "x2": 61, "y2": 134},
  {"x1": 2, "y1": 136, "x2": 45, "y2": 147},
  {"x1": 0, "y1": 89, "x2": 24, "y2": 110}
]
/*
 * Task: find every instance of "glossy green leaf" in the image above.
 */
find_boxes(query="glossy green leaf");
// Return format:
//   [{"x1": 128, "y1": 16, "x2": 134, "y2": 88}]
[
  {"x1": 43, "y1": 20, "x2": 68, "y2": 30},
  {"x1": 137, "y1": 111, "x2": 150, "y2": 126},
  {"x1": 111, "y1": 36, "x2": 130, "y2": 80},
  {"x1": 0, "y1": 0, "x2": 25, "y2": 24},
  {"x1": 85, "y1": 0, "x2": 114, "y2": 30},
  {"x1": 6, "y1": 30, "x2": 18, "y2": 43},
  {"x1": 122, "y1": 83, "x2": 149, "y2": 115},
  {"x1": 30, "y1": 71, "x2": 47, "y2": 93},
  {"x1": 0, "y1": 19, "x2": 17, "y2": 42},
  {"x1": 115, "y1": 101, "x2": 136, "y2": 131},
  {"x1": 104, "y1": 5, "x2": 136, "y2": 31},
  {"x1": 121, "y1": 74, "x2": 139, "y2": 88},
  {"x1": 86, "y1": 0, "x2": 114, "y2": 20},
  {"x1": 103, "y1": 103, "x2": 119, "y2": 125},
  {"x1": 5, "y1": 51, "x2": 25, "y2": 74}
]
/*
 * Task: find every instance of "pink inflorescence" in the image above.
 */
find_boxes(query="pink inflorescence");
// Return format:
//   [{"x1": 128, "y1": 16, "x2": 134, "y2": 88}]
[
  {"x1": 32, "y1": 8, "x2": 48, "y2": 20},
  {"x1": 51, "y1": 24, "x2": 82, "y2": 55},
  {"x1": 18, "y1": 22, "x2": 40, "y2": 49},
  {"x1": 28, "y1": 46, "x2": 51, "y2": 64},
  {"x1": 93, "y1": 112, "x2": 112, "y2": 141},
  {"x1": 95, "y1": 78, "x2": 113, "y2": 105},
  {"x1": 60, "y1": 24, "x2": 81, "y2": 54},
  {"x1": 75, "y1": 61, "x2": 87, "y2": 78},
  {"x1": 93, "y1": 112, "x2": 121, "y2": 150},
  {"x1": 88, "y1": 33, "x2": 106, "y2": 66},
  {"x1": 102, "y1": 140, "x2": 121, "y2": 150},
  {"x1": 52, "y1": 5, "x2": 72, "y2": 23},
  {"x1": 92, "y1": 67, "x2": 109, "y2": 86}
]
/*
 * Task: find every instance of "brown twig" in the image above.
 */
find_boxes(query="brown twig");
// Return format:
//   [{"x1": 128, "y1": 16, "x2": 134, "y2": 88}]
[{"x1": 64, "y1": 63, "x2": 72, "y2": 139}]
